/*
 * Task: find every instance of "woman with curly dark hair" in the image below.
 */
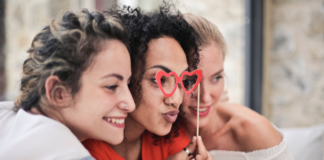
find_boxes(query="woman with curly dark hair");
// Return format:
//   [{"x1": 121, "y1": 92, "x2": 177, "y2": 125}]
[
  {"x1": 0, "y1": 9, "x2": 135, "y2": 159},
  {"x1": 82, "y1": 4, "x2": 212, "y2": 160}
]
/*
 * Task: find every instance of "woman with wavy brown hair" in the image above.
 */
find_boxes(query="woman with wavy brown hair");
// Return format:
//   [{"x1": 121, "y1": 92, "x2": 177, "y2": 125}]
[{"x1": 0, "y1": 9, "x2": 135, "y2": 159}]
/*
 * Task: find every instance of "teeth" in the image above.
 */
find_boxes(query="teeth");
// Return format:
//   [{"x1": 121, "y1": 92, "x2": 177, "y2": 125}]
[
  {"x1": 105, "y1": 118, "x2": 125, "y2": 124},
  {"x1": 191, "y1": 107, "x2": 208, "y2": 112}
]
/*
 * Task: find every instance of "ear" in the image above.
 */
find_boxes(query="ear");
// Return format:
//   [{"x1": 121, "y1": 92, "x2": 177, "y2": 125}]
[{"x1": 44, "y1": 75, "x2": 71, "y2": 108}]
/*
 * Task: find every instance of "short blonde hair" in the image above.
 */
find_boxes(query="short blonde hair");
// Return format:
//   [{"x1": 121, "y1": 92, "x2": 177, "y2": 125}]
[{"x1": 183, "y1": 13, "x2": 227, "y2": 58}]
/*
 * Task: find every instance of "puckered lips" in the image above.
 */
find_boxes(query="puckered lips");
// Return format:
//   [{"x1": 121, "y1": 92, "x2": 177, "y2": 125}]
[
  {"x1": 162, "y1": 109, "x2": 179, "y2": 123},
  {"x1": 103, "y1": 116, "x2": 126, "y2": 128},
  {"x1": 189, "y1": 106, "x2": 211, "y2": 117}
]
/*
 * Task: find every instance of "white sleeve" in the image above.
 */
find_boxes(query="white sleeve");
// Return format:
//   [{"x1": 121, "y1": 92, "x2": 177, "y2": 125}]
[
  {"x1": 0, "y1": 103, "x2": 93, "y2": 160},
  {"x1": 208, "y1": 127, "x2": 294, "y2": 160}
]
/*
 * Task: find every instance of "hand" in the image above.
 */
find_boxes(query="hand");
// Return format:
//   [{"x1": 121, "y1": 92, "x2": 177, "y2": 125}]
[
  {"x1": 194, "y1": 136, "x2": 213, "y2": 160},
  {"x1": 167, "y1": 136, "x2": 197, "y2": 160},
  {"x1": 167, "y1": 136, "x2": 213, "y2": 160}
]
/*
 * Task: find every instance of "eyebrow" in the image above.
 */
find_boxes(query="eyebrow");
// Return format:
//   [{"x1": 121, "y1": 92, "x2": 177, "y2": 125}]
[
  {"x1": 147, "y1": 65, "x2": 189, "y2": 74},
  {"x1": 101, "y1": 73, "x2": 123, "y2": 80},
  {"x1": 211, "y1": 69, "x2": 224, "y2": 77},
  {"x1": 148, "y1": 65, "x2": 172, "y2": 73}
]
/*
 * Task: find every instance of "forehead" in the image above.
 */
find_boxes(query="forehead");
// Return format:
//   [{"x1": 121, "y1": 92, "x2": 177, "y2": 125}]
[
  {"x1": 198, "y1": 41, "x2": 223, "y2": 70},
  {"x1": 145, "y1": 36, "x2": 188, "y2": 73},
  {"x1": 85, "y1": 40, "x2": 131, "y2": 76}
]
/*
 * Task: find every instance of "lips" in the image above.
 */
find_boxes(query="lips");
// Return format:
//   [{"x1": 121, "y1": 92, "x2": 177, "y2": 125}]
[
  {"x1": 162, "y1": 109, "x2": 179, "y2": 123},
  {"x1": 189, "y1": 106, "x2": 211, "y2": 117},
  {"x1": 103, "y1": 117, "x2": 126, "y2": 128}
]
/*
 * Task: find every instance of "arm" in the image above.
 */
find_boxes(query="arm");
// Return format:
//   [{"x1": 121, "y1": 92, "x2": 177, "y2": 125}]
[{"x1": 216, "y1": 103, "x2": 282, "y2": 151}]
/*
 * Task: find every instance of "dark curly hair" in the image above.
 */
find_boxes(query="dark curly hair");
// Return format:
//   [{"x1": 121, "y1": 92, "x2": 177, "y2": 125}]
[
  {"x1": 104, "y1": 3, "x2": 199, "y2": 145},
  {"x1": 14, "y1": 9, "x2": 129, "y2": 114}
]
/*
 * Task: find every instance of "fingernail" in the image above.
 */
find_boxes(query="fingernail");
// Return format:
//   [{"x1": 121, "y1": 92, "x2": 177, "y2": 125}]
[{"x1": 191, "y1": 136, "x2": 196, "y2": 142}]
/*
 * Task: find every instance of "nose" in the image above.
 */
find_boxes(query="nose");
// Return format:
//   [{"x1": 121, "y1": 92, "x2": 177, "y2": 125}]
[
  {"x1": 118, "y1": 86, "x2": 136, "y2": 112},
  {"x1": 191, "y1": 81, "x2": 211, "y2": 104},
  {"x1": 167, "y1": 84, "x2": 184, "y2": 108}
]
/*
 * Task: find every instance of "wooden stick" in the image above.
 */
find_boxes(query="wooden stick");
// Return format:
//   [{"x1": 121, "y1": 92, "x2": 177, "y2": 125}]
[
  {"x1": 196, "y1": 83, "x2": 200, "y2": 155},
  {"x1": 196, "y1": 83, "x2": 200, "y2": 137}
]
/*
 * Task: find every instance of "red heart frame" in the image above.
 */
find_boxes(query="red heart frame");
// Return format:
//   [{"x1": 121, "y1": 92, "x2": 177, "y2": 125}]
[{"x1": 155, "y1": 69, "x2": 202, "y2": 97}]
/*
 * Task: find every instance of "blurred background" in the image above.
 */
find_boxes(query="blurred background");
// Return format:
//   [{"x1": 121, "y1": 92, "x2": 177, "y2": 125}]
[{"x1": 0, "y1": 0, "x2": 324, "y2": 129}]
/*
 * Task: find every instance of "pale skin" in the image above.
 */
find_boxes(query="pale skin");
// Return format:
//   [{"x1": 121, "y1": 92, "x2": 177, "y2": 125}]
[
  {"x1": 181, "y1": 38, "x2": 282, "y2": 152},
  {"x1": 30, "y1": 40, "x2": 135, "y2": 145},
  {"x1": 110, "y1": 36, "x2": 211, "y2": 160}
]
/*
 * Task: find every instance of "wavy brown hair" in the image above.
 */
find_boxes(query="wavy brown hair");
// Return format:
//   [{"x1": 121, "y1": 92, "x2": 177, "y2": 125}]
[{"x1": 14, "y1": 9, "x2": 129, "y2": 114}]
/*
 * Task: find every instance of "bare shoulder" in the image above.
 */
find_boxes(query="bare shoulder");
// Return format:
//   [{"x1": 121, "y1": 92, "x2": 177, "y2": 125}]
[{"x1": 216, "y1": 103, "x2": 282, "y2": 151}]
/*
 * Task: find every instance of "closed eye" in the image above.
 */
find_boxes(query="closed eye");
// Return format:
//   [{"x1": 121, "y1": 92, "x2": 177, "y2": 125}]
[{"x1": 106, "y1": 85, "x2": 118, "y2": 91}]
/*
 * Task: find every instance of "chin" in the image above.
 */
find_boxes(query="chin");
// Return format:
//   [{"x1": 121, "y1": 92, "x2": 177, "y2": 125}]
[
  {"x1": 106, "y1": 137, "x2": 124, "y2": 145},
  {"x1": 198, "y1": 118, "x2": 210, "y2": 128},
  {"x1": 151, "y1": 125, "x2": 172, "y2": 136}
]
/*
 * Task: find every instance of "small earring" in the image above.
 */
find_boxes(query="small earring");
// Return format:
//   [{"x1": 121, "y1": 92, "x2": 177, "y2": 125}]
[{"x1": 124, "y1": 103, "x2": 128, "y2": 109}]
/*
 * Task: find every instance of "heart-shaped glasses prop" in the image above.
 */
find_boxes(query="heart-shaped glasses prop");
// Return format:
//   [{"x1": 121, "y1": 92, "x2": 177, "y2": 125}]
[
  {"x1": 155, "y1": 69, "x2": 203, "y2": 145},
  {"x1": 155, "y1": 69, "x2": 202, "y2": 97}
]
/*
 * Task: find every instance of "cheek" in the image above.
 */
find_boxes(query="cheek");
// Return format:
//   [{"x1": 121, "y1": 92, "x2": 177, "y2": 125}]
[
  {"x1": 141, "y1": 81, "x2": 165, "y2": 105},
  {"x1": 83, "y1": 90, "x2": 117, "y2": 116},
  {"x1": 132, "y1": 86, "x2": 162, "y2": 119},
  {"x1": 211, "y1": 81, "x2": 225, "y2": 103}
]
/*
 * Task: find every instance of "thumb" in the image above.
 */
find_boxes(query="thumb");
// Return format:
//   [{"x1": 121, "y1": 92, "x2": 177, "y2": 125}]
[
  {"x1": 185, "y1": 136, "x2": 197, "y2": 156},
  {"x1": 195, "y1": 136, "x2": 210, "y2": 159},
  {"x1": 197, "y1": 136, "x2": 207, "y2": 154}
]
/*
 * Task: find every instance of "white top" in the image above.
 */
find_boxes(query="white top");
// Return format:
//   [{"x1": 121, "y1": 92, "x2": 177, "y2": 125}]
[
  {"x1": 0, "y1": 101, "x2": 94, "y2": 160},
  {"x1": 208, "y1": 126, "x2": 294, "y2": 160}
]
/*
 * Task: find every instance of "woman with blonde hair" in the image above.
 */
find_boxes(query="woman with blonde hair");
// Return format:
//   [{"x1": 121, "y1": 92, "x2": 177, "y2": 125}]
[
  {"x1": 0, "y1": 9, "x2": 135, "y2": 159},
  {"x1": 180, "y1": 13, "x2": 294, "y2": 160}
]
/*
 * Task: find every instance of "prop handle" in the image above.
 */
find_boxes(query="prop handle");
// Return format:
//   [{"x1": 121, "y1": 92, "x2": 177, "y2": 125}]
[
  {"x1": 196, "y1": 83, "x2": 200, "y2": 155},
  {"x1": 196, "y1": 83, "x2": 200, "y2": 137}
]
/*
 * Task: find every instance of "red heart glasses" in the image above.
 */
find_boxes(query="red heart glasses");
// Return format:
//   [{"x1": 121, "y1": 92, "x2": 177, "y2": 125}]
[{"x1": 155, "y1": 69, "x2": 202, "y2": 97}]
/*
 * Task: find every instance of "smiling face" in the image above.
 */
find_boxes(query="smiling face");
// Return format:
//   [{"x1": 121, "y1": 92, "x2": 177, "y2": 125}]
[
  {"x1": 61, "y1": 40, "x2": 135, "y2": 145},
  {"x1": 182, "y1": 39, "x2": 225, "y2": 129},
  {"x1": 129, "y1": 36, "x2": 189, "y2": 136}
]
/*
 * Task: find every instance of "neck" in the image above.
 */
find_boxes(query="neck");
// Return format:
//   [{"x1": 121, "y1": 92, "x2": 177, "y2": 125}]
[
  {"x1": 124, "y1": 116, "x2": 146, "y2": 142},
  {"x1": 110, "y1": 115, "x2": 145, "y2": 160},
  {"x1": 185, "y1": 107, "x2": 224, "y2": 150}
]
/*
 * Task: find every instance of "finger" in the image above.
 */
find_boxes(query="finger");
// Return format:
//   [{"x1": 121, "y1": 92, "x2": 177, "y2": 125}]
[
  {"x1": 197, "y1": 136, "x2": 207, "y2": 154},
  {"x1": 196, "y1": 136, "x2": 208, "y2": 159},
  {"x1": 185, "y1": 136, "x2": 197, "y2": 156},
  {"x1": 185, "y1": 155, "x2": 194, "y2": 160}
]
